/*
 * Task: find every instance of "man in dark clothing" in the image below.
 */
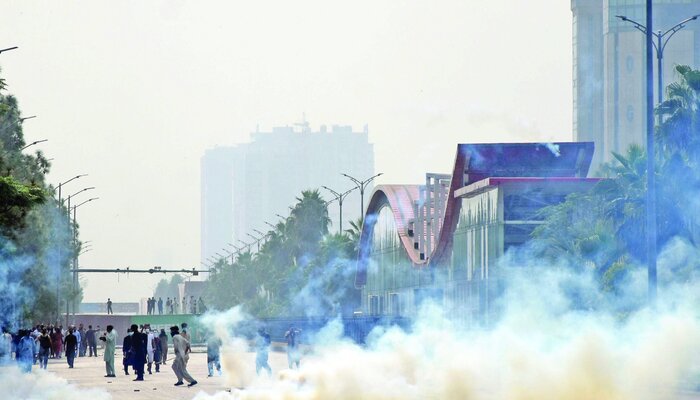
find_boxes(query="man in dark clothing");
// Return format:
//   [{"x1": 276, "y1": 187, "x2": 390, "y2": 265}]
[
  {"x1": 130, "y1": 324, "x2": 147, "y2": 381},
  {"x1": 158, "y1": 297, "x2": 163, "y2": 315},
  {"x1": 107, "y1": 298, "x2": 113, "y2": 314},
  {"x1": 86, "y1": 325, "x2": 97, "y2": 357},
  {"x1": 122, "y1": 331, "x2": 133, "y2": 375},
  {"x1": 78, "y1": 324, "x2": 87, "y2": 357},
  {"x1": 65, "y1": 328, "x2": 78, "y2": 368}
]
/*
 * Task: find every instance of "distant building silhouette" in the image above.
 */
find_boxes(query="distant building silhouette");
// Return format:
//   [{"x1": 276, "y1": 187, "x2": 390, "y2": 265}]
[{"x1": 201, "y1": 121, "x2": 374, "y2": 268}]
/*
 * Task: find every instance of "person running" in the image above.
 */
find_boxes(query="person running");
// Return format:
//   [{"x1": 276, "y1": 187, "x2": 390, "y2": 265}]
[
  {"x1": 38, "y1": 329, "x2": 51, "y2": 369},
  {"x1": 65, "y1": 327, "x2": 78, "y2": 368},
  {"x1": 102, "y1": 325, "x2": 117, "y2": 377},
  {"x1": 171, "y1": 326, "x2": 197, "y2": 387},
  {"x1": 255, "y1": 327, "x2": 272, "y2": 376},
  {"x1": 107, "y1": 298, "x2": 113, "y2": 314},
  {"x1": 159, "y1": 328, "x2": 169, "y2": 365},
  {"x1": 284, "y1": 326, "x2": 302, "y2": 369}
]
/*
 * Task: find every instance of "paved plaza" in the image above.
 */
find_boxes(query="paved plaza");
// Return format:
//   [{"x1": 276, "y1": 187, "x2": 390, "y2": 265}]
[{"x1": 27, "y1": 349, "x2": 290, "y2": 400}]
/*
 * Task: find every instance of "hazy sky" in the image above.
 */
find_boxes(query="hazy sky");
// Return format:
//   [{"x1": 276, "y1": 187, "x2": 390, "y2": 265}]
[{"x1": 0, "y1": 1, "x2": 572, "y2": 303}]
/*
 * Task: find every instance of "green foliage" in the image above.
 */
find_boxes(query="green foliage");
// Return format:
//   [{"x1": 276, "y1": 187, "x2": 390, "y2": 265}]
[
  {"x1": 534, "y1": 65, "x2": 700, "y2": 296},
  {"x1": 0, "y1": 67, "x2": 77, "y2": 326},
  {"x1": 206, "y1": 190, "x2": 361, "y2": 317}
]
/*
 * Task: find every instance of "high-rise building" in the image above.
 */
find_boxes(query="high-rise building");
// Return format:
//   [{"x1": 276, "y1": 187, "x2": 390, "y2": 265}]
[
  {"x1": 201, "y1": 122, "x2": 375, "y2": 268},
  {"x1": 572, "y1": 0, "x2": 700, "y2": 173}
]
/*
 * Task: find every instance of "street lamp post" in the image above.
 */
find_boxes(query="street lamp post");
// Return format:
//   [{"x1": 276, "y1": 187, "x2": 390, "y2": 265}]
[
  {"x1": 616, "y1": 14, "x2": 700, "y2": 104},
  {"x1": 322, "y1": 185, "x2": 357, "y2": 233},
  {"x1": 20, "y1": 139, "x2": 48, "y2": 151},
  {"x1": 70, "y1": 197, "x2": 98, "y2": 323},
  {"x1": 0, "y1": 46, "x2": 18, "y2": 55},
  {"x1": 237, "y1": 239, "x2": 252, "y2": 252},
  {"x1": 57, "y1": 174, "x2": 88, "y2": 205},
  {"x1": 66, "y1": 187, "x2": 95, "y2": 217},
  {"x1": 247, "y1": 233, "x2": 263, "y2": 251},
  {"x1": 342, "y1": 172, "x2": 383, "y2": 217}
]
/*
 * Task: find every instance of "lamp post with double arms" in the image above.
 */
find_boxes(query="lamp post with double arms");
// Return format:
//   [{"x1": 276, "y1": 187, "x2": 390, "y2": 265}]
[
  {"x1": 341, "y1": 172, "x2": 383, "y2": 217},
  {"x1": 616, "y1": 14, "x2": 700, "y2": 105},
  {"x1": 322, "y1": 185, "x2": 357, "y2": 234}
]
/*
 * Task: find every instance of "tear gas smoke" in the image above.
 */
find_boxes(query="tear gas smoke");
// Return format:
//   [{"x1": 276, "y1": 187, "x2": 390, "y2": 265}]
[
  {"x1": 0, "y1": 366, "x2": 111, "y2": 399},
  {"x1": 195, "y1": 237, "x2": 700, "y2": 400}
]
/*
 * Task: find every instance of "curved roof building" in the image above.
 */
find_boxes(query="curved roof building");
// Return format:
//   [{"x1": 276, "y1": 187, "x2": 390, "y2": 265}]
[{"x1": 355, "y1": 142, "x2": 599, "y2": 323}]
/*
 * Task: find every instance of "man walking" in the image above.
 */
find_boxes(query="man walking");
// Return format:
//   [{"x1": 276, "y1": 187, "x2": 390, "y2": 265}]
[
  {"x1": 102, "y1": 325, "x2": 117, "y2": 377},
  {"x1": 129, "y1": 324, "x2": 147, "y2": 381},
  {"x1": 86, "y1": 325, "x2": 97, "y2": 357},
  {"x1": 122, "y1": 329, "x2": 133, "y2": 376},
  {"x1": 170, "y1": 326, "x2": 197, "y2": 387},
  {"x1": 159, "y1": 328, "x2": 169, "y2": 365},
  {"x1": 106, "y1": 298, "x2": 113, "y2": 314},
  {"x1": 65, "y1": 327, "x2": 77, "y2": 368},
  {"x1": 38, "y1": 329, "x2": 51, "y2": 369}
]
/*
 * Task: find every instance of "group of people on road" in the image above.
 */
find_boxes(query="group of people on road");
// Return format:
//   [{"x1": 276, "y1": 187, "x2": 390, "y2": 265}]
[
  {"x1": 2, "y1": 320, "x2": 307, "y2": 387},
  {"x1": 0, "y1": 323, "x2": 106, "y2": 372}
]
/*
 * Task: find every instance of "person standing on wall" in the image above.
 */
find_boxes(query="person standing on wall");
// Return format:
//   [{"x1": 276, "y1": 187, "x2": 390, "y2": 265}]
[
  {"x1": 64, "y1": 327, "x2": 77, "y2": 368},
  {"x1": 170, "y1": 325, "x2": 197, "y2": 387},
  {"x1": 158, "y1": 297, "x2": 163, "y2": 315},
  {"x1": 106, "y1": 298, "x2": 113, "y2": 314},
  {"x1": 102, "y1": 325, "x2": 117, "y2": 377}
]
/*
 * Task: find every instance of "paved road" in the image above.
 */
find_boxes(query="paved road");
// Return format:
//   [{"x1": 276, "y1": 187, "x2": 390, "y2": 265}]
[{"x1": 38, "y1": 350, "x2": 290, "y2": 400}]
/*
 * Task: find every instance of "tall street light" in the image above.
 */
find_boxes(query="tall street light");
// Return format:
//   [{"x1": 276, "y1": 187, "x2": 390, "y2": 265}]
[
  {"x1": 69, "y1": 196, "x2": 98, "y2": 324},
  {"x1": 57, "y1": 174, "x2": 88, "y2": 204},
  {"x1": 342, "y1": 172, "x2": 383, "y2": 217},
  {"x1": 247, "y1": 233, "x2": 264, "y2": 251},
  {"x1": 66, "y1": 187, "x2": 95, "y2": 216},
  {"x1": 322, "y1": 185, "x2": 357, "y2": 233},
  {"x1": 237, "y1": 239, "x2": 252, "y2": 252},
  {"x1": 616, "y1": 14, "x2": 700, "y2": 104},
  {"x1": 21, "y1": 139, "x2": 48, "y2": 151},
  {"x1": 0, "y1": 46, "x2": 18, "y2": 55}
]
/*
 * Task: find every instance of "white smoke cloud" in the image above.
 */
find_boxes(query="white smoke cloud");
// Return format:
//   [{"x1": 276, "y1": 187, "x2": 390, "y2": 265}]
[
  {"x1": 191, "y1": 234, "x2": 700, "y2": 400},
  {"x1": 0, "y1": 366, "x2": 111, "y2": 399}
]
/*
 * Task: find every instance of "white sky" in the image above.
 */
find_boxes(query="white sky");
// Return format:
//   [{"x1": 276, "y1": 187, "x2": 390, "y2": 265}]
[{"x1": 0, "y1": 0, "x2": 573, "y2": 303}]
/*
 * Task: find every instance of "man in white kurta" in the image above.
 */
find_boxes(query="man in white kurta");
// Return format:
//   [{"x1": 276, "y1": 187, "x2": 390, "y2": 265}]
[
  {"x1": 170, "y1": 326, "x2": 197, "y2": 387},
  {"x1": 146, "y1": 329, "x2": 155, "y2": 374},
  {"x1": 103, "y1": 326, "x2": 117, "y2": 377}
]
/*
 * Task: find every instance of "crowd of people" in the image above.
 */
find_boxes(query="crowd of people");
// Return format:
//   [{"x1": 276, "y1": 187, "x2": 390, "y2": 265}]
[
  {"x1": 0, "y1": 322, "x2": 304, "y2": 384},
  {"x1": 0, "y1": 323, "x2": 106, "y2": 372}
]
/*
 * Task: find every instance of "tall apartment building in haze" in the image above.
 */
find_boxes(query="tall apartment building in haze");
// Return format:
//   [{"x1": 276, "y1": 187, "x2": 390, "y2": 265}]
[
  {"x1": 572, "y1": 0, "x2": 700, "y2": 173},
  {"x1": 201, "y1": 121, "x2": 375, "y2": 268}
]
